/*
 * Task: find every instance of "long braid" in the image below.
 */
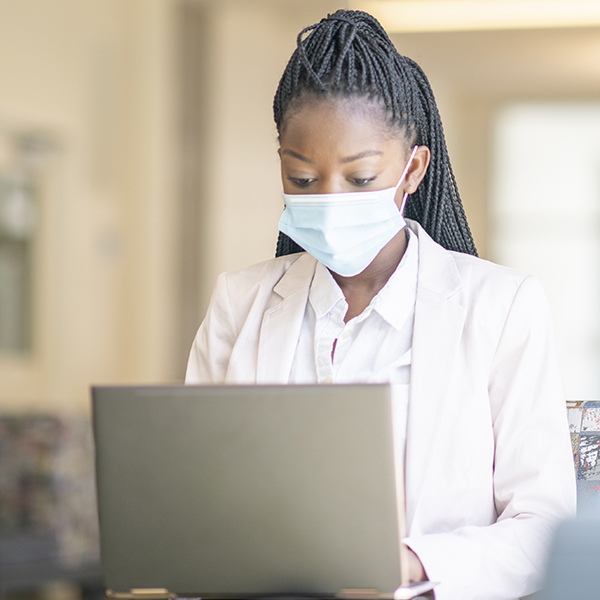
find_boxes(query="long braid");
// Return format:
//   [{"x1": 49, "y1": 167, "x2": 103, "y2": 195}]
[{"x1": 274, "y1": 9, "x2": 477, "y2": 257}]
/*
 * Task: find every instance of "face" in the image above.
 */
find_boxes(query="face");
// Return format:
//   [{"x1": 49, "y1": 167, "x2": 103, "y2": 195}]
[{"x1": 278, "y1": 97, "x2": 430, "y2": 207}]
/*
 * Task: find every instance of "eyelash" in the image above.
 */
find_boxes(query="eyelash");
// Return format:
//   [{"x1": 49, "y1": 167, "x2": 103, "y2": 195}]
[
  {"x1": 288, "y1": 176, "x2": 377, "y2": 188},
  {"x1": 288, "y1": 178, "x2": 314, "y2": 188},
  {"x1": 350, "y1": 177, "x2": 376, "y2": 186}
]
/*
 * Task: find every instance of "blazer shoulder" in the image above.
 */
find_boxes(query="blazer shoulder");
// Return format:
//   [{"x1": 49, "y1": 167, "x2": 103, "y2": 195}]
[
  {"x1": 409, "y1": 219, "x2": 532, "y2": 301},
  {"x1": 221, "y1": 252, "x2": 316, "y2": 298},
  {"x1": 450, "y1": 251, "x2": 532, "y2": 295},
  {"x1": 448, "y1": 251, "x2": 551, "y2": 330}
]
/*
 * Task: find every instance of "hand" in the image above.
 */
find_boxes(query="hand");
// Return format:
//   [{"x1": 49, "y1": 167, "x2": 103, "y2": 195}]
[{"x1": 407, "y1": 548, "x2": 427, "y2": 583}]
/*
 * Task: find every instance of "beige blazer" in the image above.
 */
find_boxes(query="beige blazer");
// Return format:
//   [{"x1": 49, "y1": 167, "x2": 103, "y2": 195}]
[{"x1": 186, "y1": 220, "x2": 576, "y2": 600}]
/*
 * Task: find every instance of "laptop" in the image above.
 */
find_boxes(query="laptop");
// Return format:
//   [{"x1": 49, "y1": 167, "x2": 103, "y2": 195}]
[{"x1": 91, "y1": 384, "x2": 436, "y2": 600}]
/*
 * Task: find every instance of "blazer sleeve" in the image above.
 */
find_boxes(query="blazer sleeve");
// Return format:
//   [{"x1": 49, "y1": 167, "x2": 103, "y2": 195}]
[
  {"x1": 185, "y1": 273, "x2": 237, "y2": 384},
  {"x1": 404, "y1": 276, "x2": 577, "y2": 600}
]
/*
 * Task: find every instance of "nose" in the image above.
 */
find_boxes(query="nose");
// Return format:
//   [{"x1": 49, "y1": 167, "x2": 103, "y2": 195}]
[{"x1": 318, "y1": 175, "x2": 346, "y2": 194}]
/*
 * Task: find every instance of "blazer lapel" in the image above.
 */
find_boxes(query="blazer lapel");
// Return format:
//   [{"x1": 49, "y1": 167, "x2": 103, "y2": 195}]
[
  {"x1": 256, "y1": 254, "x2": 317, "y2": 384},
  {"x1": 405, "y1": 222, "x2": 466, "y2": 531},
  {"x1": 256, "y1": 226, "x2": 467, "y2": 527}
]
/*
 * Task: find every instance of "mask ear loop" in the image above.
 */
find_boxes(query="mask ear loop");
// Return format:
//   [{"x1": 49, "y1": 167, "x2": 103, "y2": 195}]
[{"x1": 398, "y1": 145, "x2": 419, "y2": 216}]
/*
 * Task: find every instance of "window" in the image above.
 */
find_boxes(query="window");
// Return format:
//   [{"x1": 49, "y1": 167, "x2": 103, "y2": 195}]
[
  {"x1": 491, "y1": 103, "x2": 600, "y2": 399},
  {"x1": 0, "y1": 133, "x2": 40, "y2": 354}
]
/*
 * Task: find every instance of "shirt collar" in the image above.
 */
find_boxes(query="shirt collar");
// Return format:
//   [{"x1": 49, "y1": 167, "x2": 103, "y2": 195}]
[
  {"x1": 309, "y1": 260, "x2": 347, "y2": 319},
  {"x1": 308, "y1": 228, "x2": 419, "y2": 329},
  {"x1": 369, "y1": 228, "x2": 419, "y2": 331}
]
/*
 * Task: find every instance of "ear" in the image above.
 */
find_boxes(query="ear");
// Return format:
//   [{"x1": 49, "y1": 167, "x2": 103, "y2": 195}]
[{"x1": 404, "y1": 146, "x2": 431, "y2": 194}]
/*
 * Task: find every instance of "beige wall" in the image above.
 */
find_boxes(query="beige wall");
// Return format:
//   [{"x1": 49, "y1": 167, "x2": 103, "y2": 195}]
[
  {"x1": 393, "y1": 26, "x2": 600, "y2": 257},
  {"x1": 2, "y1": 0, "x2": 599, "y2": 413},
  {"x1": 0, "y1": 0, "x2": 347, "y2": 412},
  {"x1": 0, "y1": 0, "x2": 178, "y2": 412}
]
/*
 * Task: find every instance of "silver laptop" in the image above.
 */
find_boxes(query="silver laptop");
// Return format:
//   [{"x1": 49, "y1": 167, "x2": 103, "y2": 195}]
[{"x1": 92, "y1": 384, "x2": 433, "y2": 600}]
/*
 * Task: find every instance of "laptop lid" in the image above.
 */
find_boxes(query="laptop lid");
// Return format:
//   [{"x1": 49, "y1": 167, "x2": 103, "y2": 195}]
[{"x1": 92, "y1": 384, "x2": 408, "y2": 599}]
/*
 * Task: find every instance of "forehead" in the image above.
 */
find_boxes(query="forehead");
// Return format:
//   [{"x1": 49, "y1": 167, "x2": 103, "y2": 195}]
[{"x1": 280, "y1": 97, "x2": 405, "y2": 157}]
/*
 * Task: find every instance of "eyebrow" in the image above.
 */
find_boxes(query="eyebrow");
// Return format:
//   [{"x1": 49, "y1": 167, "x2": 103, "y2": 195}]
[
  {"x1": 341, "y1": 150, "x2": 383, "y2": 163},
  {"x1": 281, "y1": 149, "x2": 383, "y2": 164},
  {"x1": 281, "y1": 149, "x2": 313, "y2": 164}
]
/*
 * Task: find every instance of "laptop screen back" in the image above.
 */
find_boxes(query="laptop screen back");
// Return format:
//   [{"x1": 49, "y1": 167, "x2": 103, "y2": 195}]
[{"x1": 92, "y1": 384, "x2": 403, "y2": 598}]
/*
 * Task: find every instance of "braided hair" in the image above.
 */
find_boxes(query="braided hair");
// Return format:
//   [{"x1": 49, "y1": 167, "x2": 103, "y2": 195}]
[{"x1": 274, "y1": 9, "x2": 477, "y2": 257}]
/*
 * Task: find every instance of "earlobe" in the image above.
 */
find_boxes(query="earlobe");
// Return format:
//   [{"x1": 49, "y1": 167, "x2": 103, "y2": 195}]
[{"x1": 406, "y1": 146, "x2": 431, "y2": 194}]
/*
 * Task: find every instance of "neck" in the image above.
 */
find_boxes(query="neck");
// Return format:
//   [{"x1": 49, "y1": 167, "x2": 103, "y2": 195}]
[{"x1": 330, "y1": 228, "x2": 409, "y2": 322}]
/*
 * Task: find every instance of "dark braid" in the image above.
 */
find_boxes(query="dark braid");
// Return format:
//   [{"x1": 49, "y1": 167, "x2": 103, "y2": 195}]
[{"x1": 274, "y1": 9, "x2": 477, "y2": 257}]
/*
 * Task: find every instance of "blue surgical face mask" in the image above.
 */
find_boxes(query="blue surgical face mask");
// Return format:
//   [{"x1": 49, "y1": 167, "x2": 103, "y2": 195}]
[{"x1": 278, "y1": 145, "x2": 419, "y2": 277}]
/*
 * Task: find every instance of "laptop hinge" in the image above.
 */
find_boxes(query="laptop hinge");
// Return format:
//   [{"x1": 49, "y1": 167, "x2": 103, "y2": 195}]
[
  {"x1": 131, "y1": 589, "x2": 174, "y2": 599},
  {"x1": 106, "y1": 589, "x2": 174, "y2": 599},
  {"x1": 338, "y1": 588, "x2": 382, "y2": 599}
]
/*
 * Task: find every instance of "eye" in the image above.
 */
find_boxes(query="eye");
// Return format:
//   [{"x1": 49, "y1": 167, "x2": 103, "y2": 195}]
[
  {"x1": 349, "y1": 176, "x2": 377, "y2": 186},
  {"x1": 288, "y1": 177, "x2": 315, "y2": 188}
]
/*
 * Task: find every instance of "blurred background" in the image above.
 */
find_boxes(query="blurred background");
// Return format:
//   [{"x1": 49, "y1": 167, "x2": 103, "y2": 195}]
[{"x1": 1, "y1": 0, "x2": 600, "y2": 598}]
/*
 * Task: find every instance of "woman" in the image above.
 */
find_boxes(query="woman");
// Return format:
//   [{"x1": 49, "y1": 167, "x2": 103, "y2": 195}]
[{"x1": 186, "y1": 10, "x2": 576, "y2": 600}]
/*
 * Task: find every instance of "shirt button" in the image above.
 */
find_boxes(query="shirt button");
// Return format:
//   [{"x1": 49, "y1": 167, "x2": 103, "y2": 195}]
[
  {"x1": 324, "y1": 376, "x2": 333, "y2": 384},
  {"x1": 342, "y1": 329, "x2": 352, "y2": 339}
]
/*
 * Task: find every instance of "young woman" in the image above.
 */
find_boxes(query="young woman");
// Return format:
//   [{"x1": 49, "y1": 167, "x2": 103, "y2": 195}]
[{"x1": 186, "y1": 10, "x2": 576, "y2": 600}]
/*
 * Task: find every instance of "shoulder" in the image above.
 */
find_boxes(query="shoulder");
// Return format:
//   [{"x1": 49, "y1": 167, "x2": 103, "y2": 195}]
[
  {"x1": 451, "y1": 244, "x2": 548, "y2": 305},
  {"x1": 410, "y1": 219, "x2": 548, "y2": 316},
  {"x1": 216, "y1": 252, "x2": 317, "y2": 302},
  {"x1": 450, "y1": 251, "x2": 550, "y2": 332},
  {"x1": 197, "y1": 252, "x2": 317, "y2": 360},
  {"x1": 220, "y1": 252, "x2": 303, "y2": 283},
  {"x1": 450, "y1": 250, "x2": 534, "y2": 296}
]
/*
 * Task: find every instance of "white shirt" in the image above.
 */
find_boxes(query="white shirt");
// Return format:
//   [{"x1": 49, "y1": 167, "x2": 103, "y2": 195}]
[
  {"x1": 288, "y1": 228, "x2": 419, "y2": 386},
  {"x1": 288, "y1": 229, "x2": 419, "y2": 483}
]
